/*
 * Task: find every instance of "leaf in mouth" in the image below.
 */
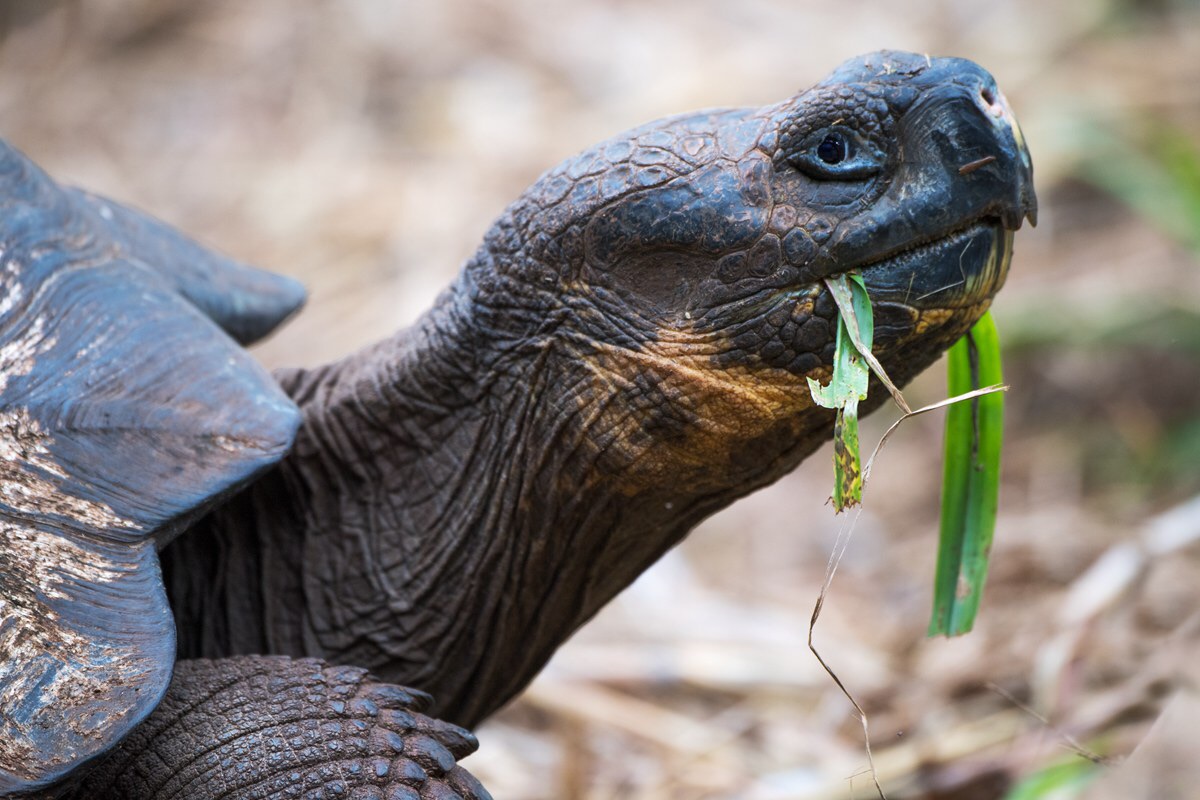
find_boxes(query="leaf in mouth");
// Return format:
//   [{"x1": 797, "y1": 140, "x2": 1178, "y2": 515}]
[{"x1": 806, "y1": 272, "x2": 874, "y2": 511}]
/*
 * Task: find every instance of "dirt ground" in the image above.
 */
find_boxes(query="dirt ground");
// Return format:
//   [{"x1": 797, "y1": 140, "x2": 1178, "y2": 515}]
[{"x1": 3, "y1": 2, "x2": 1199, "y2": 798}]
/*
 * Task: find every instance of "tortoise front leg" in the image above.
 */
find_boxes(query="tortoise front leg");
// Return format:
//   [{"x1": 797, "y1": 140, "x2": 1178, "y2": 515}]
[{"x1": 66, "y1": 656, "x2": 491, "y2": 800}]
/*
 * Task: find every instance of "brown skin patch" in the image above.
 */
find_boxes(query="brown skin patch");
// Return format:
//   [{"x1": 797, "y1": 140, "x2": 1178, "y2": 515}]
[
  {"x1": 914, "y1": 307, "x2": 956, "y2": 335},
  {"x1": 572, "y1": 337, "x2": 823, "y2": 495},
  {"x1": 573, "y1": 287, "x2": 996, "y2": 500}
]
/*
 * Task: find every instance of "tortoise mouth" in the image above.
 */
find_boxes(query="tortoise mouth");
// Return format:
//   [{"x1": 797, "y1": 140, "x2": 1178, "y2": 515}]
[{"x1": 855, "y1": 218, "x2": 1012, "y2": 310}]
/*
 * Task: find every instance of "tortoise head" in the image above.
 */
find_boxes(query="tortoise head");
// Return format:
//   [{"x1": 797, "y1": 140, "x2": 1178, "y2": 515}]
[
  {"x1": 469, "y1": 50, "x2": 1035, "y2": 492},
  {"x1": 0, "y1": 142, "x2": 304, "y2": 795}
]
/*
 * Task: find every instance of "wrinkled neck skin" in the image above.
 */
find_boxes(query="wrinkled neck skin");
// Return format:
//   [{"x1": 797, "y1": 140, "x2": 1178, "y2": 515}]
[
  {"x1": 167, "y1": 51, "x2": 1028, "y2": 725},
  {"x1": 168, "y1": 254, "x2": 836, "y2": 728}
]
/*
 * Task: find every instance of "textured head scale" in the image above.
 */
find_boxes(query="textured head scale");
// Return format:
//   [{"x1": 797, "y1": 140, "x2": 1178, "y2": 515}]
[
  {"x1": 458, "y1": 50, "x2": 1034, "y2": 493},
  {"x1": 469, "y1": 51, "x2": 1032, "y2": 357}
]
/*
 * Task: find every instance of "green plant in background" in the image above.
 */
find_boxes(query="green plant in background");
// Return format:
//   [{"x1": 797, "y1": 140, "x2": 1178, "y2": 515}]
[
  {"x1": 1002, "y1": 756, "x2": 1100, "y2": 800},
  {"x1": 1075, "y1": 118, "x2": 1200, "y2": 257},
  {"x1": 1019, "y1": 115, "x2": 1200, "y2": 503}
]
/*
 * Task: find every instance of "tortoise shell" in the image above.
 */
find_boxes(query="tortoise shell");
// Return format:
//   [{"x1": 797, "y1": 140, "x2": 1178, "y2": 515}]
[{"x1": 0, "y1": 139, "x2": 304, "y2": 795}]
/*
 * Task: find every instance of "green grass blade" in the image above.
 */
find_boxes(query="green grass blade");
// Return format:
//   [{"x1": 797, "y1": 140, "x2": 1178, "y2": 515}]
[
  {"x1": 831, "y1": 399, "x2": 861, "y2": 511},
  {"x1": 829, "y1": 273, "x2": 910, "y2": 412},
  {"x1": 929, "y1": 312, "x2": 1004, "y2": 636},
  {"x1": 807, "y1": 273, "x2": 874, "y2": 511}
]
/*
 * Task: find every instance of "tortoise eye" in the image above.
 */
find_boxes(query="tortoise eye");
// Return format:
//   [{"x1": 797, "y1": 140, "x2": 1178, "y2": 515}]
[
  {"x1": 788, "y1": 126, "x2": 883, "y2": 181},
  {"x1": 816, "y1": 133, "x2": 849, "y2": 164}
]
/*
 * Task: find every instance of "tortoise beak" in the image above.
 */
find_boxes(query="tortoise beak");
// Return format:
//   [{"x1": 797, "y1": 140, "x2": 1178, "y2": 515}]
[
  {"x1": 961, "y1": 71, "x2": 1037, "y2": 230},
  {"x1": 906, "y1": 53, "x2": 1037, "y2": 233},
  {"x1": 803, "y1": 53, "x2": 1038, "y2": 288},
  {"x1": 822, "y1": 50, "x2": 1038, "y2": 232}
]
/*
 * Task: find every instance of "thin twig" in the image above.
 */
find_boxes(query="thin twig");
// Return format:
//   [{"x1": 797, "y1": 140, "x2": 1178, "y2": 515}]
[
  {"x1": 862, "y1": 384, "x2": 1009, "y2": 483},
  {"x1": 804, "y1": 384, "x2": 1009, "y2": 800},
  {"x1": 986, "y1": 682, "x2": 1112, "y2": 765},
  {"x1": 958, "y1": 155, "x2": 997, "y2": 174},
  {"x1": 808, "y1": 506, "x2": 888, "y2": 800}
]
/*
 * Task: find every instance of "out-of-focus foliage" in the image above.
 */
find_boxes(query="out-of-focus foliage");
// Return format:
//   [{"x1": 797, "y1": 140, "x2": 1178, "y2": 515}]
[
  {"x1": 1003, "y1": 757, "x2": 1098, "y2": 800},
  {"x1": 1073, "y1": 119, "x2": 1200, "y2": 255}
]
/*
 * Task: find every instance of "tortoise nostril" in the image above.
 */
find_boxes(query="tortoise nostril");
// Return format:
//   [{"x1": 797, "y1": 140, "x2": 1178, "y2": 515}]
[{"x1": 977, "y1": 84, "x2": 1006, "y2": 119}]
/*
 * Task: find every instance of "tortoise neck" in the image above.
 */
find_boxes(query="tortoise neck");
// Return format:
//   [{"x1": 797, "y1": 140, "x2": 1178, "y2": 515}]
[{"x1": 168, "y1": 268, "x2": 717, "y2": 725}]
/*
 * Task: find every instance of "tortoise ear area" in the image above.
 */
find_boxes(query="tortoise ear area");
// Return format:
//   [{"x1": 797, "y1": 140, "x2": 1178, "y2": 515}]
[
  {"x1": 69, "y1": 188, "x2": 307, "y2": 346},
  {"x1": 0, "y1": 537, "x2": 174, "y2": 797}
]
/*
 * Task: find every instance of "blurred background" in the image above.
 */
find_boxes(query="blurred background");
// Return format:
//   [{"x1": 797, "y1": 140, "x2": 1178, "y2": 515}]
[{"x1": 1, "y1": 1, "x2": 1198, "y2": 797}]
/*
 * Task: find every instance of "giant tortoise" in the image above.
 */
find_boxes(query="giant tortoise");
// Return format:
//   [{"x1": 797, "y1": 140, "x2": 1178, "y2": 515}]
[{"x1": 0, "y1": 50, "x2": 1035, "y2": 798}]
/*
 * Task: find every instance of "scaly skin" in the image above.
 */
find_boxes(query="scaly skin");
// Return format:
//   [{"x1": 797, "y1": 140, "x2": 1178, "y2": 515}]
[
  {"x1": 0, "y1": 51, "x2": 1033, "y2": 798},
  {"x1": 165, "y1": 51, "x2": 1034, "y2": 730},
  {"x1": 66, "y1": 657, "x2": 488, "y2": 800}
]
